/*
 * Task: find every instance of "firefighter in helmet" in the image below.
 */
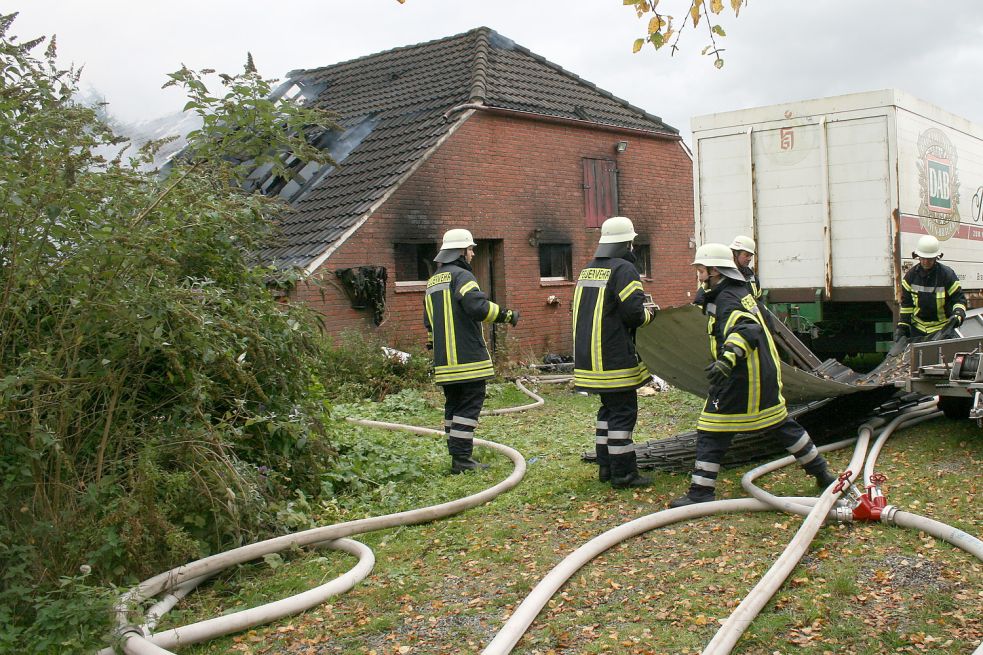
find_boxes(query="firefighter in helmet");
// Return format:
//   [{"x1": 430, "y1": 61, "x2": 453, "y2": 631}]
[
  {"x1": 729, "y1": 235, "x2": 761, "y2": 299},
  {"x1": 424, "y1": 228, "x2": 520, "y2": 474},
  {"x1": 573, "y1": 216, "x2": 656, "y2": 488},
  {"x1": 895, "y1": 235, "x2": 967, "y2": 342},
  {"x1": 670, "y1": 243, "x2": 837, "y2": 507}
]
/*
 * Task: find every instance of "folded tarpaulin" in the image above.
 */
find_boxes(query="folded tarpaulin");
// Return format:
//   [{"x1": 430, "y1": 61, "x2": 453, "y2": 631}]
[{"x1": 635, "y1": 304, "x2": 889, "y2": 404}]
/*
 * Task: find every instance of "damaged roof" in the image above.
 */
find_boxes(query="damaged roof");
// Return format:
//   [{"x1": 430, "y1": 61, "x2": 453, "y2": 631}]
[{"x1": 257, "y1": 26, "x2": 678, "y2": 271}]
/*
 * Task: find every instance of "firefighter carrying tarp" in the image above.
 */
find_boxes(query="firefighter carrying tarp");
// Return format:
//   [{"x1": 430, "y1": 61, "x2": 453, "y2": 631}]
[
  {"x1": 573, "y1": 216, "x2": 656, "y2": 489},
  {"x1": 425, "y1": 229, "x2": 520, "y2": 474},
  {"x1": 669, "y1": 243, "x2": 837, "y2": 507}
]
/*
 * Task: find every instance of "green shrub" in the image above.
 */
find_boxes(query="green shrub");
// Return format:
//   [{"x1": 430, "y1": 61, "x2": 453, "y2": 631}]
[
  {"x1": 0, "y1": 16, "x2": 343, "y2": 647},
  {"x1": 322, "y1": 331, "x2": 432, "y2": 402}
]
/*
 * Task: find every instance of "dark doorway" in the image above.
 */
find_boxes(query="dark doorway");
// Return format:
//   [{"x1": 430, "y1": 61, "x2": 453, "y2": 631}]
[{"x1": 470, "y1": 240, "x2": 504, "y2": 353}]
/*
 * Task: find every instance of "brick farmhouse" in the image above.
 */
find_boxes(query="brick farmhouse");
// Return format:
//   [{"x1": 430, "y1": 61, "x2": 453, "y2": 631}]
[{"x1": 256, "y1": 27, "x2": 695, "y2": 361}]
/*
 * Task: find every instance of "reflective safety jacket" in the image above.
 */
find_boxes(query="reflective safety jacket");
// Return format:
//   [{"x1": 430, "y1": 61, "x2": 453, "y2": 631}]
[
  {"x1": 424, "y1": 258, "x2": 512, "y2": 386},
  {"x1": 698, "y1": 277, "x2": 788, "y2": 433},
  {"x1": 739, "y1": 265, "x2": 762, "y2": 300},
  {"x1": 900, "y1": 261, "x2": 966, "y2": 335},
  {"x1": 572, "y1": 256, "x2": 654, "y2": 392}
]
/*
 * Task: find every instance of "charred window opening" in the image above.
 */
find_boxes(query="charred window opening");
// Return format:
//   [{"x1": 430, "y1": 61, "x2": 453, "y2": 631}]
[
  {"x1": 633, "y1": 243, "x2": 651, "y2": 278},
  {"x1": 582, "y1": 158, "x2": 619, "y2": 228},
  {"x1": 335, "y1": 265, "x2": 388, "y2": 326},
  {"x1": 539, "y1": 243, "x2": 572, "y2": 281},
  {"x1": 394, "y1": 243, "x2": 438, "y2": 283}
]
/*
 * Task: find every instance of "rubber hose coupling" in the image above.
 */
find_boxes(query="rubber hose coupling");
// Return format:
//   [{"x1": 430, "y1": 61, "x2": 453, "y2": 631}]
[{"x1": 878, "y1": 505, "x2": 899, "y2": 523}]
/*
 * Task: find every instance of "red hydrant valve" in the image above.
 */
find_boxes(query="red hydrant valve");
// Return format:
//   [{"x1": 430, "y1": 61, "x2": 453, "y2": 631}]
[
  {"x1": 852, "y1": 476, "x2": 890, "y2": 522},
  {"x1": 832, "y1": 470, "x2": 853, "y2": 494}
]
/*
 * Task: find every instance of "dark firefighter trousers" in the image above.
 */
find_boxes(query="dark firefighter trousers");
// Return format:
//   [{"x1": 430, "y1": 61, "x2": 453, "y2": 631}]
[
  {"x1": 688, "y1": 417, "x2": 829, "y2": 492},
  {"x1": 443, "y1": 380, "x2": 486, "y2": 459},
  {"x1": 594, "y1": 390, "x2": 639, "y2": 478}
]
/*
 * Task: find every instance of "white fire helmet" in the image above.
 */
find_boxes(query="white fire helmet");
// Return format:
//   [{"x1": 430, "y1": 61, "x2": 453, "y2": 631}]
[
  {"x1": 439, "y1": 228, "x2": 477, "y2": 251},
  {"x1": 913, "y1": 234, "x2": 942, "y2": 259},
  {"x1": 729, "y1": 234, "x2": 756, "y2": 255},
  {"x1": 598, "y1": 216, "x2": 638, "y2": 243},
  {"x1": 693, "y1": 243, "x2": 745, "y2": 281}
]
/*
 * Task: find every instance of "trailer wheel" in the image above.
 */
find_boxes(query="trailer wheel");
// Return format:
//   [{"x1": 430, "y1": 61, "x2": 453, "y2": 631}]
[{"x1": 939, "y1": 396, "x2": 972, "y2": 420}]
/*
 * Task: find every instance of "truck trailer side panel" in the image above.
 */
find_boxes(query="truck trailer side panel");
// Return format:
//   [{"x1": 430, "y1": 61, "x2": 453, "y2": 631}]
[{"x1": 896, "y1": 103, "x2": 983, "y2": 291}]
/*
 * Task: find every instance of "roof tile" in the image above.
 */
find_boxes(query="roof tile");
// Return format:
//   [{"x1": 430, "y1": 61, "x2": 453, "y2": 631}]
[{"x1": 258, "y1": 27, "x2": 676, "y2": 270}]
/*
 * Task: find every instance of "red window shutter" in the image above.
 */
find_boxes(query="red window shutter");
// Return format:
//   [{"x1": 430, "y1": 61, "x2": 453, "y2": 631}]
[{"x1": 583, "y1": 158, "x2": 618, "y2": 228}]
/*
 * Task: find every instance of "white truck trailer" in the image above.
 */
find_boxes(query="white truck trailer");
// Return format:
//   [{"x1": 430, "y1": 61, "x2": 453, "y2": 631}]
[{"x1": 691, "y1": 89, "x2": 983, "y2": 358}]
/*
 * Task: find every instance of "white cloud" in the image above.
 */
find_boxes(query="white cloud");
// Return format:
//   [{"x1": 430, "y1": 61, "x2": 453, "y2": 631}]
[{"x1": 9, "y1": 0, "x2": 983, "y2": 145}]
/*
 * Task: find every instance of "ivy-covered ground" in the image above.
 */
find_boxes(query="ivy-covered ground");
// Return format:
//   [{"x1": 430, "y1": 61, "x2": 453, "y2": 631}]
[{"x1": 155, "y1": 382, "x2": 982, "y2": 655}]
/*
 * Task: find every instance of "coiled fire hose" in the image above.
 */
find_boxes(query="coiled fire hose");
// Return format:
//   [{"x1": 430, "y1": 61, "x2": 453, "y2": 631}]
[
  {"x1": 101, "y1": 380, "x2": 545, "y2": 654},
  {"x1": 104, "y1": 381, "x2": 982, "y2": 655}
]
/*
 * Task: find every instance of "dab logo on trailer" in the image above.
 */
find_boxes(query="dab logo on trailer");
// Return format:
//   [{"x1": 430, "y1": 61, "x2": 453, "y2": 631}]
[{"x1": 917, "y1": 128, "x2": 959, "y2": 240}]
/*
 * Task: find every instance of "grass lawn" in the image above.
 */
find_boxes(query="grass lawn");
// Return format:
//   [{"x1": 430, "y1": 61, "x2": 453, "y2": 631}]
[{"x1": 155, "y1": 381, "x2": 982, "y2": 655}]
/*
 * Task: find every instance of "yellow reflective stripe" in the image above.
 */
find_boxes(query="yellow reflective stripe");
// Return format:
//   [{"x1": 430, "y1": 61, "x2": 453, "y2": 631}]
[
  {"x1": 947, "y1": 280, "x2": 961, "y2": 295},
  {"x1": 707, "y1": 315, "x2": 717, "y2": 359},
  {"x1": 936, "y1": 287, "x2": 946, "y2": 319},
  {"x1": 443, "y1": 288, "x2": 456, "y2": 365},
  {"x1": 901, "y1": 279, "x2": 913, "y2": 292},
  {"x1": 434, "y1": 361, "x2": 495, "y2": 383},
  {"x1": 425, "y1": 293, "x2": 434, "y2": 335},
  {"x1": 725, "y1": 333, "x2": 750, "y2": 354},
  {"x1": 914, "y1": 316, "x2": 948, "y2": 331},
  {"x1": 618, "y1": 280, "x2": 643, "y2": 302},
  {"x1": 724, "y1": 309, "x2": 757, "y2": 333},
  {"x1": 572, "y1": 284, "x2": 583, "y2": 362},
  {"x1": 484, "y1": 301, "x2": 501, "y2": 322},
  {"x1": 698, "y1": 403, "x2": 788, "y2": 432},
  {"x1": 574, "y1": 365, "x2": 650, "y2": 389},
  {"x1": 591, "y1": 289, "x2": 604, "y2": 371},
  {"x1": 574, "y1": 365, "x2": 651, "y2": 380},
  {"x1": 459, "y1": 280, "x2": 479, "y2": 296},
  {"x1": 900, "y1": 307, "x2": 915, "y2": 315},
  {"x1": 953, "y1": 303, "x2": 967, "y2": 312},
  {"x1": 641, "y1": 308, "x2": 653, "y2": 326},
  {"x1": 747, "y1": 350, "x2": 760, "y2": 415}
]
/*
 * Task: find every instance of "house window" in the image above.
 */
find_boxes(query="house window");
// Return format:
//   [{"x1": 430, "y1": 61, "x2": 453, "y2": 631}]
[
  {"x1": 539, "y1": 243, "x2": 572, "y2": 281},
  {"x1": 633, "y1": 244, "x2": 651, "y2": 278},
  {"x1": 394, "y1": 243, "x2": 438, "y2": 283},
  {"x1": 582, "y1": 158, "x2": 619, "y2": 228}
]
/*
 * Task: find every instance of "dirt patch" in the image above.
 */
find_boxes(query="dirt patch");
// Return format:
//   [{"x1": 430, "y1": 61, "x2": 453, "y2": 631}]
[{"x1": 859, "y1": 554, "x2": 950, "y2": 591}]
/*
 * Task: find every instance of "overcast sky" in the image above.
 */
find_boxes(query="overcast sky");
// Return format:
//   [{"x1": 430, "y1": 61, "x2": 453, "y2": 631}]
[{"x1": 9, "y1": 1, "x2": 983, "y2": 145}]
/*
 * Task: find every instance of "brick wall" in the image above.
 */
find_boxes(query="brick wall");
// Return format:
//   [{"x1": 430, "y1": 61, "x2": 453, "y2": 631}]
[{"x1": 291, "y1": 111, "x2": 695, "y2": 360}]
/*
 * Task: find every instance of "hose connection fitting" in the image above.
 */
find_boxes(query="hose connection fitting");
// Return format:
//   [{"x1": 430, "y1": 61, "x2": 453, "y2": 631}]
[
  {"x1": 850, "y1": 472, "x2": 896, "y2": 522},
  {"x1": 832, "y1": 470, "x2": 860, "y2": 498},
  {"x1": 112, "y1": 623, "x2": 146, "y2": 646}
]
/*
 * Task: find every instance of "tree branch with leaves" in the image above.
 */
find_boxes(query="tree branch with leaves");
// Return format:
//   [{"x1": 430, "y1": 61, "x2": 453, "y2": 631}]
[{"x1": 626, "y1": 0, "x2": 746, "y2": 68}]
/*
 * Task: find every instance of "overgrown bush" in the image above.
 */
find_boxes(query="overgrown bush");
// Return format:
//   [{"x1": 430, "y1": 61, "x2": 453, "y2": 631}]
[
  {"x1": 322, "y1": 331, "x2": 432, "y2": 402},
  {"x1": 0, "y1": 16, "x2": 344, "y2": 651}
]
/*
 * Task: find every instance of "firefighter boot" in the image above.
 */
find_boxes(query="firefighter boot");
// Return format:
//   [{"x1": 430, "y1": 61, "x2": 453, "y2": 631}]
[
  {"x1": 451, "y1": 456, "x2": 490, "y2": 474},
  {"x1": 668, "y1": 484, "x2": 715, "y2": 508},
  {"x1": 448, "y1": 437, "x2": 489, "y2": 474},
  {"x1": 610, "y1": 451, "x2": 652, "y2": 489},
  {"x1": 809, "y1": 462, "x2": 838, "y2": 490},
  {"x1": 596, "y1": 444, "x2": 611, "y2": 483}
]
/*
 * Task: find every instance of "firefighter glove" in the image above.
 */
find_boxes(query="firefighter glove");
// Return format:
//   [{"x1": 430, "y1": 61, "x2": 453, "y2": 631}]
[
  {"x1": 705, "y1": 350, "x2": 737, "y2": 386},
  {"x1": 503, "y1": 308, "x2": 520, "y2": 327},
  {"x1": 894, "y1": 324, "x2": 910, "y2": 342},
  {"x1": 953, "y1": 307, "x2": 966, "y2": 325}
]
